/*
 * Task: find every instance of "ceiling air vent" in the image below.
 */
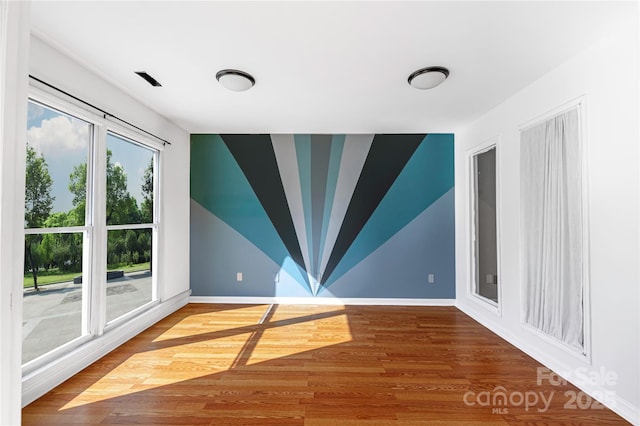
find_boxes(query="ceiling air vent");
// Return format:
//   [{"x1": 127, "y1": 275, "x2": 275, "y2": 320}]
[{"x1": 135, "y1": 71, "x2": 162, "y2": 87}]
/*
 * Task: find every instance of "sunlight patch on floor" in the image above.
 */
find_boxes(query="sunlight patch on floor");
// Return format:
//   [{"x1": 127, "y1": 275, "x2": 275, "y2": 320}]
[
  {"x1": 246, "y1": 312, "x2": 351, "y2": 365},
  {"x1": 60, "y1": 332, "x2": 251, "y2": 410},
  {"x1": 151, "y1": 305, "x2": 271, "y2": 342},
  {"x1": 59, "y1": 304, "x2": 352, "y2": 410}
]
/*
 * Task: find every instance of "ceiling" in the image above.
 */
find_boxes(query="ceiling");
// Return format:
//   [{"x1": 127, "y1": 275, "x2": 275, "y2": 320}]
[{"x1": 30, "y1": 1, "x2": 634, "y2": 134}]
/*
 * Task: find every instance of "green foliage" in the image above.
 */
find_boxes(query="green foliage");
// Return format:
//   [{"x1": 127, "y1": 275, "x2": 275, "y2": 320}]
[
  {"x1": 24, "y1": 145, "x2": 55, "y2": 290},
  {"x1": 141, "y1": 157, "x2": 154, "y2": 223},
  {"x1": 106, "y1": 150, "x2": 130, "y2": 225},
  {"x1": 106, "y1": 228, "x2": 151, "y2": 268},
  {"x1": 68, "y1": 162, "x2": 87, "y2": 208},
  {"x1": 125, "y1": 230, "x2": 139, "y2": 253},
  {"x1": 24, "y1": 234, "x2": 43, "y2": 271},
  {"x1": 138, "y1": 232, "x2": 151, "y2": 255},
  {"x1": 24, "y1": 147, "x2": 155, "y2": 286},
  {"x1": 25, "y1": 145, "x2": 54, "y2": 228},
  {"x1": 37, "y1": 212, "x2": 82, "y2": 273}
]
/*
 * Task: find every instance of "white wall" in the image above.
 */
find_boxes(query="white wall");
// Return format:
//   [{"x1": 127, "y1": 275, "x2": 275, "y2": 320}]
[
  {"x1": 455, "y1": 12, "x2": 639, "y2": 424},
  {"x1": 20, "y1": 36, "x2": 191, "y2": 406},
  {"x1": 0, "y1": 2, "x2": 30, "y2": 424}
]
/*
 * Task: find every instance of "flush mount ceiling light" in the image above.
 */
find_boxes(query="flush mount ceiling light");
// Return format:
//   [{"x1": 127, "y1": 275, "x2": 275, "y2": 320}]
[
  {"x1": 408, "y1": 66, "x2": 449, "y2": 90},
  {"x1": 216, "y1": 69, "x2": 255, "y2": 92}
]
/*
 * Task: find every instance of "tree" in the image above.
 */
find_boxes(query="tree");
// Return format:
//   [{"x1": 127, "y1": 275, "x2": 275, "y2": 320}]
[
  {"x1": 68, "y1": 162, "x2": 87, "y2": 226},
  {"x1": 69, "y1": 150, "x2": 138, "y2": 224},
  {"x1": 124, "y1": 230, "x2": 139, "y2": 265},
  {"x1": 68, "y1": 150, "x2": 151, "y2": 271},
  {"x1": 24, "y1": 145, "x2": 54, "y2": 290},
  {"x1": 40, "y1": 212, "x2": 83, "y2": 273},
  {"x1": 40, "y1": 212, "x2": 68, "y2": 271},
  {"x1": 140, "y1": 158, "x2": 154, "y2": 271},
  {"x1": 68, "y1": 162, "x2": 86, "y2": 208},
  {"x1": 106, "y1": 151, "x2": 129, "y2": 224},
  {"x1": 116, "y1": 194, "x2": 141, "y2": 225},
  {"x1": 140, "y1": 158, "x2": 154, "y2": 223},
  {"x1": 137, "y1": 232, "x2": 151, "y2": 262}
]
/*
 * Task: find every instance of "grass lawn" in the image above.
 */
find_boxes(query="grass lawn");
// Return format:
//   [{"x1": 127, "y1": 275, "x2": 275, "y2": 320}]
[
  {"x1": 24, "y1": 262, "x2": 151, "y2": 288},
  {"x1": 111, "y1": 262, "x2": 150, "y2": 274},
  {"x1": 23, "y1": 271, "x2": 79, "y2": 288}
]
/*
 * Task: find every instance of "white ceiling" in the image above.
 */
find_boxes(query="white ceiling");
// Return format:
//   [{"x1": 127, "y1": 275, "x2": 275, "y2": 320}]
[{"x1": 30, "y1": 1, "x2": 634, "y2": 134}]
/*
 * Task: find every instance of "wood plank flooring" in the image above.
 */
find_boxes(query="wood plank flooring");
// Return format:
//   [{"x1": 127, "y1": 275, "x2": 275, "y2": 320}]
[{"x1": 22, "y1": 304, "x2": 629, "y2": 425}]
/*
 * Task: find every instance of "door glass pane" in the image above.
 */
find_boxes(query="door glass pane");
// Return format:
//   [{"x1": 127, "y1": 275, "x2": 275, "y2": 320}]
[
  {"x1": 106, "y1": 133, "x2": 155, "y2": 226},
  {"x1": 106, "y1": 228, "x2": 153, "y2": 323},
  {"x1": 25, "y1": 101, "x2": 91, "y2": 227},
  {"x1": 473, "y1": 147, "x2": 498, "y2": 303},
  {"x1": 23, "y1": 232, "x2": 84, "y2": 364}
]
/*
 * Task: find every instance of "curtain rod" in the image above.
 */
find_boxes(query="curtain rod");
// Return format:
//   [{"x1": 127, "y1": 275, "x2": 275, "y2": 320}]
[{"x1": 29, "y1": 74, "x2": 172, "y2": 146}]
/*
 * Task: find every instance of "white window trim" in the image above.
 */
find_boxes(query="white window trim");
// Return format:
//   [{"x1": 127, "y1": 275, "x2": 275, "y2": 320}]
[
  {"x1": 517, "y1": 95, "x2": 592, "y2": 362},
  {"x1": 466, "y1": 136, "x2": 502, "y2": 316}
]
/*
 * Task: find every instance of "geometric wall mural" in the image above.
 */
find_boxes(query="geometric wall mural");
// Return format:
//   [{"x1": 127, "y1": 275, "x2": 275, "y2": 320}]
[{"x1": 191, "y1": 133, "x2": 455, "y2": 298}]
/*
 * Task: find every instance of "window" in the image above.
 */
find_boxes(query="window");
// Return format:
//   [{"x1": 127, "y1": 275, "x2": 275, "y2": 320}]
[
  {"x1": 23, "y1": 94, "x2": 161, "y2": 369},
  {"x1": 23, "y1": 101, "x2": 92, "y2": 364},
  {"x1": 105, "y1": 133, "x2": 157, "y2": 323},
  {"x1": 470, "y1": 145, "x2": 499, "y2": 305},
  {"x1": 520, "y1": 106, "x2": 585, "y2": 352}
]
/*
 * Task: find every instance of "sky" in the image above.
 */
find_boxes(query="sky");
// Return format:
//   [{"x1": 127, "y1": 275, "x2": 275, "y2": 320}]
[{"x1": 26, "y1": 101, "x2": 154, "y2": 216}]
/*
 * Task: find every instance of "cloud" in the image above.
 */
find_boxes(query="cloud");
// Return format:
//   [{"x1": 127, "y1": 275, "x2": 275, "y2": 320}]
[{"x1": 27, "y1": 115, "x2": 89, "y2": 155}]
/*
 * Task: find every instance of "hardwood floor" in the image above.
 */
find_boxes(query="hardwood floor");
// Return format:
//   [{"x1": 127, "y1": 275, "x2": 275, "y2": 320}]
[{"x1": 23, "y1": 304, "x2": 628, "y2": 425}]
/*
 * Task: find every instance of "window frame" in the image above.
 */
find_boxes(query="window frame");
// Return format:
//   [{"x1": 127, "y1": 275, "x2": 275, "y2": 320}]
[
  {"x1": 104, "y1": 130, "x2": 160, "y2": 330},
  {"x1": 466, "y1": 136, "x2": 502, "y2": 315},
  {"x1": 22, "y1": 84, "x2": 164, "y2": 374},
  {"x1": 517, "y1": 96, "x2": 592, "y2": 361}
]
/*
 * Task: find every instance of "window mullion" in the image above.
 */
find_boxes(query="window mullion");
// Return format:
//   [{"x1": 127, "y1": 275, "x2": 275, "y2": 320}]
[
  {"x1": 80, "y1": 127, "x2": 95, "y2": 337},
  {"x1": 90, "y1": 125, "x2": 108, "y2": 337},
  {"x1": 152, "y1": 151, "x2": 161, "y2": 302},
  {"x1": 106, "y1": 223, "x2": 154, "y2": 231},
  {"x1": 24, "y1": 226, "x2": 88, "y2": 234}
]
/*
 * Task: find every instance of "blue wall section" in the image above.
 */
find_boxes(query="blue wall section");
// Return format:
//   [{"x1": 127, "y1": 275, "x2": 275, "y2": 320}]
[
  {"x1": 190, "y1": 199, "x2": 311, "y2": 296},
  {"x1": 324, "y1": 134, "x2": 454, "y2": 287},
  {"x1": 190, "y1": 135, "x2": 291, "y2": 269},
  {"x1": 190, "y1": 133, "x2": 455, "y2": 298},
  {"x1": 320, "y1": 189, "x2": 455, "y2": 298}
]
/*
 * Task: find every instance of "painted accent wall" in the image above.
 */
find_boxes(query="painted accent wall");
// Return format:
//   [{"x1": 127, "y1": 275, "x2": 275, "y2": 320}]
[{"x1": 191, "y1": 133, "x2": 455, "y2": 298}]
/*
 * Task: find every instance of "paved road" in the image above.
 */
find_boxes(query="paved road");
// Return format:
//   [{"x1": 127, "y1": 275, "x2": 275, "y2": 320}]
[{"x1": 22, "y1": 270, "x2": 152, "y2": 364}]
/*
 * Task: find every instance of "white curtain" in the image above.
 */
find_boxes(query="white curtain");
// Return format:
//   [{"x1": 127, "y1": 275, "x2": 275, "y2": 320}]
[{"x1": 521, "y1": 108, "x2": 583, "y2": 351}]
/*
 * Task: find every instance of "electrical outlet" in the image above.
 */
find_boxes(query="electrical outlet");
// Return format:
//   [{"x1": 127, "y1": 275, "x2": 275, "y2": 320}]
[
  {"x1": 236, "y1": 272, "x2": 243, "y2": 282},
  {"x1": 428, "y1": 273, "x2": 435, "y2": 284}
]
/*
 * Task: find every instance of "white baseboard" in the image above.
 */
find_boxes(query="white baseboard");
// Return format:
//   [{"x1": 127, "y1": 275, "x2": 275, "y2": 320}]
[
  {"x1": 22, "y1": 289, "x2": 190, "y2": 407},
  {"x1": 189, "y1": 296, "x2": 456, "y2": 306},
  {"x1": 456, "y1": 300, "x2": 639, "y2": 425}
]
